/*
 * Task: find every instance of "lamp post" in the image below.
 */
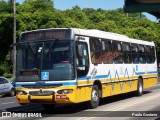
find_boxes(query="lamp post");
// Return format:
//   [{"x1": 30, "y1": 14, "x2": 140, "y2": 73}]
[{"x1": 13, "y1": 0, "x2": 16, "y2": 79}]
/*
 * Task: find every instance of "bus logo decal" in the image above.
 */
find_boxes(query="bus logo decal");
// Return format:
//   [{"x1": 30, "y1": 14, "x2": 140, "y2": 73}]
[{"x1": 41, "y1": 72, "x2": 49, "y2": 80}]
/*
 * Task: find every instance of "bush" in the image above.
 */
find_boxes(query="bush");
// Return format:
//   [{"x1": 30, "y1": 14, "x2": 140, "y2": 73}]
[
  {"x1": 0, "y1": 66, "x2": 6, "y2": 76},
  {"x1": 3, "y1": 73, "x2": 13, "y2": 78}
]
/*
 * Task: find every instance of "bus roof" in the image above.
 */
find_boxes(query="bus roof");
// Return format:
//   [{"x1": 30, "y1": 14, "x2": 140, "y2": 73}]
[
  {"x1": 72, "y1": 28, "x2": 155, "y2": 46},
  {"x1": 21, "y1": 28, "x2": 155, "y2": 46}
]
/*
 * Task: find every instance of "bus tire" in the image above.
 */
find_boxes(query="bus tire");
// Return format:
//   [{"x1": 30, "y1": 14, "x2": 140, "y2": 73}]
[
  {"x1": 88, "y1": 85, "x2": 100, "y2": 109},
  {"x1": 136, "y1": 78, "x2": 143, "y2": 96}
]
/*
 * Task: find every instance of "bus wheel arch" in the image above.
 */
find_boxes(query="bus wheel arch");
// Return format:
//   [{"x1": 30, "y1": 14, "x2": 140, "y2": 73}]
[{"x1": 136, "y1": 76, "x2": 143, "y2": 96}]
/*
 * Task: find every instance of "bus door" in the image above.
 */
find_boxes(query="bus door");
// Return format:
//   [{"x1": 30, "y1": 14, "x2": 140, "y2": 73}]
[{"x1": 76, "y1": 37, "x2": 90, "y2": 102}]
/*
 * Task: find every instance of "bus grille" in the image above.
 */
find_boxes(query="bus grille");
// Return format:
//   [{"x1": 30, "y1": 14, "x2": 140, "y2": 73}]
[{"x1": 29, "y1": 91, "x2": 54, "y2": 96}]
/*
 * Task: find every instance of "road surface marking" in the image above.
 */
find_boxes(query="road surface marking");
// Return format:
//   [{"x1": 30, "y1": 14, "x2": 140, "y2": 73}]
[
  {"x1": 0, "y1": 102, "x2": 16, "y2": 105},
  {"x1": 76, "y1": 93, "x2": 160, "y2": 120}
]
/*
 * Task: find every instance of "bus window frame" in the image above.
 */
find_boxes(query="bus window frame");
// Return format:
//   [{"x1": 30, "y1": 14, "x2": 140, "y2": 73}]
[
  {"x1": 112, "y1": 41, "x2": 123, "y2": 64},
  {"x1": 101, "y1": 39, "x2": 113, "y2": 64},
  {"x1": 146, "y1": 46, "x2": 156, "y2": 64},
  {"x1": 89, "y1": 37, "x2": 102, "y2": 65},
  {"x1": 138, "y1": 45, "x2": 146, "y2": 64},
  {"x1": 131, "y1": 44, "x2": 139, "y2": 64},
  {"x1": 122, "y1": 42, "x2": 132, "y2": 64}
]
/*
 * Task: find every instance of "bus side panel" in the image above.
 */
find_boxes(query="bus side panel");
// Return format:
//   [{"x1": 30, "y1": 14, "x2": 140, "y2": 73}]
[
  {"x1": 85, "y1": 86, "x2": 92, "y2": 101},
  {"x1": 75, "y1": 86, "x2": 92, "y2": 103},
  {"x1": 75, "y1": 86, "x2": 89, "y2": 103},
  {"x1": 143, "y1": 76, "x2": 158, "y2": 89},
  {"x1": 76, "y1": 87, "x2": 86, "y2": 103},
  {"x1": 110, "y1": 79, "x2": 137, "y2": 96},
  {"x1": 120, "y1": 79, "x2": 137, "y2": 94},
  {"x1": 101, "y1": 79, "x2": 138, "y2": 98},
  {"x1": 125, "y1": 79, "x2": 137, "y2": 93},
  {"x1": 102, "y1": 83, "x2": 113, "y2": 97},
  {"x1": 144, "y1": 62, "x2": 158, "y2": 89}
]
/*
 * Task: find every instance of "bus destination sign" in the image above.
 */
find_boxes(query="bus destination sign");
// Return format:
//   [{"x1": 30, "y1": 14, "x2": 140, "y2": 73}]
[{"x1": 21, "y1": 30, "x2": 71, "y2": 42}]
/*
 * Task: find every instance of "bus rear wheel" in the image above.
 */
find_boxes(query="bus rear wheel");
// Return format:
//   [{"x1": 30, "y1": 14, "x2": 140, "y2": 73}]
[
  {"x1": 136, "y1": 78, "x2": 143, "y2": 96},
  {"x1": 88, "y1": 85, "x2": 100, "y2": 109}
]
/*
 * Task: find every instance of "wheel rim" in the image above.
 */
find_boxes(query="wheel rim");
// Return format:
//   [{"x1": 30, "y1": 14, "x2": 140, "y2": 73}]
[
  {"x1": 10, "y1": 90, "x2": 15, "y2": 96},
  {"x1": 92, "y1": 90, "x2": 98, "y2": 102},
  {"x1": 139, "y1": 82, "x2": 143, "y2": 94}
]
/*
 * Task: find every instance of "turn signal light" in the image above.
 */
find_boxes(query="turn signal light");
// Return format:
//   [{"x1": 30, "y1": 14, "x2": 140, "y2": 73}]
[
  {"x1": 57, "y1": 89, "x2": 73, "y2": 94},
  {"x1": 16, "y1": 90, "x2": 27, "y2": 95}
]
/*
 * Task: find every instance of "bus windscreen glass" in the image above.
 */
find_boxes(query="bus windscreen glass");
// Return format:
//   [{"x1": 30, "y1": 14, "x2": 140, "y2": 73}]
[{"x1": 16, "y1": 40, "x2": 75, "y2": 82}]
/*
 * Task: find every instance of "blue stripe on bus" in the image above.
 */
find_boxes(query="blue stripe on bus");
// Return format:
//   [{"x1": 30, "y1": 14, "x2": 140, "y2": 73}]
[
  {"x1": 77, "y1": 76, "x2": 91, "y2": 80},
  {"x1": 77, "y1": 75, "x2": 109, "y2": 80},
  {"x1": 77, "y1": 70, "x2": 157, "y2": 81},
  {"x1": 147, "y1": 71, "x2": 157, "y2": 74},
  {"x1": 135, "y1": 72, "x2": 145, "y2": 75},
  {"x1": 95, "y1": 75, "x2": 108, "y2": 79}
]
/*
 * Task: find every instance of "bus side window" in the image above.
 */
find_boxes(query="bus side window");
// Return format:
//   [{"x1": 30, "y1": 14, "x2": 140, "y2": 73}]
[
  {"x1": 77, "y1": 42, "x2": 89, "y2": 78},
  {"x1": 112, "y1": 41, "x2": 123, "y2": 64},
  {"x1": 138, "y1": 45, "x2": 146, "y2": 64},
  {"x1": 146, "y1": 46, "x2": 155, "y2": 63},
  {"x1": 122, "y1": 42, "x2": 132, "y2": 63},
  {"x1": 89, "y1": 38, "x2": 102, "y2": 64},
  {"x1": 102, "y1": 40, "x2": 113, "y2": 64},
  {"x1": 151, "y1": 47, "x2": 156, "y2": 63},
  {"x1": 131, "y1": 44, "x2": 139, "y2": 64}
]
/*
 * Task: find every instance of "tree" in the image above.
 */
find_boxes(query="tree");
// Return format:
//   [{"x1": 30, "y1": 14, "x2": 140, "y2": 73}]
[{"x1": 0, "y1": 2, "x2": 160, "y2": 75}]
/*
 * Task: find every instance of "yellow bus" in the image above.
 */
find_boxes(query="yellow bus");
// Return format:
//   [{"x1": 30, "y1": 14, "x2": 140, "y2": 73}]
[{"x1": 13, "y1": 28, "x2": 158, "y2": 109}]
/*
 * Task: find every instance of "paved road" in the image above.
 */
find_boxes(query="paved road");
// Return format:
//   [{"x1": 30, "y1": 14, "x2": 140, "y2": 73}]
[{"x1": 0, "y1": 82, "x2": 160, "y2": 120}]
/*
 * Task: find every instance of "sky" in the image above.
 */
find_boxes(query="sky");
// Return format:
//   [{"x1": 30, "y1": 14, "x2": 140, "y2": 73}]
[{"x1": 15, "y1": 0, "x2": 157, "y2": 22}]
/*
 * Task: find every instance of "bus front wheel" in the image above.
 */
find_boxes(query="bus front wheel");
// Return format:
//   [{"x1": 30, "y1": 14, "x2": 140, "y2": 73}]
[{"x1": 88, "y1": 85, "x2": 100, "y2": 109}]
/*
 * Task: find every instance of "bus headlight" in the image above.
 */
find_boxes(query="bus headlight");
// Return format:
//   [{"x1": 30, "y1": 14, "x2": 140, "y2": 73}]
[
  {"x1": 16, "y1": 90, "x2": 27, "y2": 95},
  {"x1": 57, "y1": 89, "x2": 73, "y2": 94}
]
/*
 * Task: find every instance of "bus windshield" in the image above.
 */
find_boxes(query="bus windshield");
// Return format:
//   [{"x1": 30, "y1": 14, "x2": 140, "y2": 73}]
[{"x1": 16, "y1": 39, "x2": 75, "y2": 82}]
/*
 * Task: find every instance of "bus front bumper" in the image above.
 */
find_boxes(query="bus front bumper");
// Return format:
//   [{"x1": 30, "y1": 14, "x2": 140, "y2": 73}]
[{"x1": 16, "y1": 94, "x2": 75, "y2": 104}]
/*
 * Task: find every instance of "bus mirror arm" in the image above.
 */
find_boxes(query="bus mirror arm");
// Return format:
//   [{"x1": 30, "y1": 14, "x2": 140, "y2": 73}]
[{"x1": 10, "y1": 43, "x2": 18, "y2": 48}]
